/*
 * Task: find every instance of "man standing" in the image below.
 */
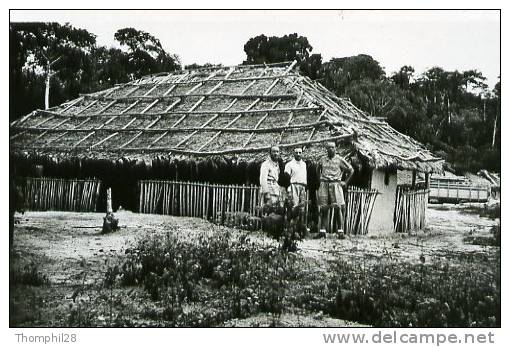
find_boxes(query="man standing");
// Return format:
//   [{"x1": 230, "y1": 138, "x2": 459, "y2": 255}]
[
  {"x1": 284, "y1": 147, "x2": 307, "y2": 207},
  {"x1": 317, "y1": 142, "x2": 354, "y2": 236},
  {"x1": 259, "y1": 146, "x2": 282, "y2": 205}
]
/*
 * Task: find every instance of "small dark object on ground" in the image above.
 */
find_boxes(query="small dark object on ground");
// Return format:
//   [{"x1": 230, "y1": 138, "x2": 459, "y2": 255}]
[{"x1": 102, "y1": 212, "x2": 119, "y2": 234}]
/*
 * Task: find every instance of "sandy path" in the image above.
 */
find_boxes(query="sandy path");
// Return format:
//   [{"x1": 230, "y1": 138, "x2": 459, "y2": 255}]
[{"x1": 295, "y1": 204, "x2": 499, "y2": 263}]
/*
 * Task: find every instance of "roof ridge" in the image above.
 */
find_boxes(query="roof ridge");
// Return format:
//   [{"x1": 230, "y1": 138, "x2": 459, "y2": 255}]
[
  {"x1": 131, "y1": 60, "x2": 297, "y2": 81},
  {"x1": 184, "y1": 60, "x2": 295, "y2": 72}
]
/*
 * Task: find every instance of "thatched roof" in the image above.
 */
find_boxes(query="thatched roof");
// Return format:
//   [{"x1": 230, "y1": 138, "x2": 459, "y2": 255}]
[{"x1": 10, "y1": 61, "x2": 443, "y2": 173}]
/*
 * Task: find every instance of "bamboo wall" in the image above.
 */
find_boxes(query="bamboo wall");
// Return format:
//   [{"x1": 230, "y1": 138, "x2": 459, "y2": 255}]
[
  {"x1": 23, "y1": 177, "x2": 102, "y2": 212},
  {"x1": 343, "y1": 187, "x2": 379, "y2": 235},
  {"x1": 139, "y1": 180, "x2": 379, "y2": 234},
  {"x1": 138, "y1": 180, "x2": 262, "y2": 228},
  {"x1": 394, "y1": 185, "x2": 429, "y2": 233}
]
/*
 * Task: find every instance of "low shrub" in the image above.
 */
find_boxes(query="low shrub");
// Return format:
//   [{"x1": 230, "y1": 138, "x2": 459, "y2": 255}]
[
  {"x1": 108, "y1": 228, "x2": 297, "y2": 326},
  {"x1": 260, "y1": 203, "x2": 307, "y2": 252},
  {"x1": 327, "y1": 254, "x2": 500, "y2": 327},
  {"x1": 10, "y1": 261, "x2": 49, "y2": 286}
]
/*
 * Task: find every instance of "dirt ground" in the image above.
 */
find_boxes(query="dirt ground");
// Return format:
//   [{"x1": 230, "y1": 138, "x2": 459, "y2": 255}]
[{"x1": 10, "y1": 203, "x2": 499, "y2": 327}]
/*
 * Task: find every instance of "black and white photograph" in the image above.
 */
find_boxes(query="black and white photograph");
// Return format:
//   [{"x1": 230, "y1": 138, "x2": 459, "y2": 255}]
[{"x1": 7, "y1": 8, "x2": 501, "y2": 336}]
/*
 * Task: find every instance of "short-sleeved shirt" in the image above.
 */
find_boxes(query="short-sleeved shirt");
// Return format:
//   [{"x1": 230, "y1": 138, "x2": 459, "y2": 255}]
[
  {"x1": 284, "y1": 159, "x2": 307, "y2": 185},
  {"x1": 320, "y1": 155, "x2": 350, "y2": 182}
]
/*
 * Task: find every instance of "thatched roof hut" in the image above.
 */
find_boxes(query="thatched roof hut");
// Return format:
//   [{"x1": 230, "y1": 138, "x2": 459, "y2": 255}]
[
  {"x1": 10, "y1": 61, "x2": 442, "y2": 174},
  {"x1": 10, "y1": 61, "x2": 442, "y2": 234}
]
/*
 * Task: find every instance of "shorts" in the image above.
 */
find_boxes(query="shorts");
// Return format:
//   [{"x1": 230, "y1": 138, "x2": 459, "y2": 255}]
[
  {"x1": 317, "y1": 181, "x2": 345, "y2": 207},
  {"x1": 289, "y1": 183, "x2": 307, "y2": 207},
  {"x1": 261, "y1": 180, "x2": 281, "y2": 205}
]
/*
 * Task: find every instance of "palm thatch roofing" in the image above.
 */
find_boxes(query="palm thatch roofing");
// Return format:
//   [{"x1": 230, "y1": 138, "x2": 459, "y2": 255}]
[{"x1": 10, "y1": 61, "x2": 443, "y2": 173}]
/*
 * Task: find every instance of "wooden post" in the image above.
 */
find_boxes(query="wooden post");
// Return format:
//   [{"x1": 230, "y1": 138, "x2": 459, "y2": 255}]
[
  {"x1": 178, "y1": 181, "x2": 182, "y2": 216},
  {"x1": 411, "y1": 171, "x2": 417, "y2": 189},
  {"x1": 102, "y1": 186, "x2": 119, "y2": 233},
  {"x1": 106, "y1": 187, "x2": 113, "y2": 214},
  {"x1": 241, "y1": 185, "x2": 246, "y2": 213}
]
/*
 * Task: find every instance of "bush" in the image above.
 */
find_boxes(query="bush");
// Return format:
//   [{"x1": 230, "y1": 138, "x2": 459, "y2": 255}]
[
  {"x1": 261, "y1": 202, "x2": 307, "y2": 252},
  {"x1": 10, "y1": 261, "x2": 49, "y2": 286},
  {"x1": 109, "y1": 229, "x2": 298, "y2": 326},
  {"x1": 327, "y1": 254, "x2": 500, "y2": 327}
]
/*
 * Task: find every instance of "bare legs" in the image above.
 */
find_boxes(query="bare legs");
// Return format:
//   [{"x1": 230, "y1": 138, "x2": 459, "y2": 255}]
[{"x1": 318, "y1": 205, "x2": 345, "y2": 233}]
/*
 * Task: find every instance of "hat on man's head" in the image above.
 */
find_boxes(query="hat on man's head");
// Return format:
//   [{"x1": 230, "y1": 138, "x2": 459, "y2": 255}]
[{"x1": 326, "y1": 141, "x2": 336, "y2": 148}]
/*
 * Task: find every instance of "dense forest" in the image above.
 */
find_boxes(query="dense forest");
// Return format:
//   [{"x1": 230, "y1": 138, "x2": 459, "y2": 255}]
[{"x1": 10, "y1": 24, "x2": 500, "y2": 173}]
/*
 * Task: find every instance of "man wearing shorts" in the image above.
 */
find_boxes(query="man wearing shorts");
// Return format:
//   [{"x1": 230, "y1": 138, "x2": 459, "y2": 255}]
[
  {"x1": 317, "y1": 142, "x2": 354, "y2": 236},
  {"x1": 260, "y1": 146, "x2": 282, "y2": 205},
  {"x1": 284, "y1": 147, "x2": 307, "y2": 207}
]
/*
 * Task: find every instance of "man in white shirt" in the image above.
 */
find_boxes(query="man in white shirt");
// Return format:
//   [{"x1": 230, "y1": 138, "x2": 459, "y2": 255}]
[
  {"x1": 284, "y1": 147, "x2": 308, "y2": 207},
  {"x1": 259, "y1": 146, "x2": 281, "y2": 205}
]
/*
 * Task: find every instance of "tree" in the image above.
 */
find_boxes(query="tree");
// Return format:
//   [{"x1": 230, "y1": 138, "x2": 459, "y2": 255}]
[
  {"x1": 462, "y1": 69, "x2": 488, "y2": 94},
  {"x1": 42, "y1": 53, "x2": 61, "y2": 109},
  {"x1": 9, "y1": 24, "x2": 182, "y2": 122},
  {"x1": 244, "y1": 33, "x2": 312, "y2": 65},
  {"x1": 391, "y1": 65, "x2": 415, "y2": 90},
  {"x1": 300, "y1": 53, "x2": 322, "y2": 80},
  {"x1": 114, "y1": 28, "x2": 180, "y2": 79},
  {"x1": 318, "y1": 55, "x2": 498, "y2": 173},
  {"x1": 320, "y1": 55, "x2": 386, "y2": 95},
  {"x1": 243, "y1": 33, "x2": 322, "y2": 79},
  {"x1": 88, "y1": 46, "x2": 131, "y2": 88},
  {"x1": 491, "y1": 80, "x2": 501, "y2": 149},
  {"x1": 10, "y1": 22, "x2": 97, "y2": 120}
]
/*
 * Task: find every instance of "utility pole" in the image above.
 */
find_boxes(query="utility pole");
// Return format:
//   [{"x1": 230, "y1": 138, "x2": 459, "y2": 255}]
[{"x1": 42, "y1": 52, "x2": 61, "y2": 110}]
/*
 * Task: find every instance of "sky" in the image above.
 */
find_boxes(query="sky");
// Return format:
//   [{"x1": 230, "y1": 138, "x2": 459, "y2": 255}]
[{"x1": 10, "y1": 9, "x2": 501, "y2": 89}]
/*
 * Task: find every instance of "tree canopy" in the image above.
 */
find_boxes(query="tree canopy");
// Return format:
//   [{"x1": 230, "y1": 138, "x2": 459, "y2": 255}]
[
  {"x1": 9, "y1": 27, "x2": 500, "y2": 173},
  {"x1": 241, "y1": 33, "x2": 499, "y2": 172},
  {"x1": 114, "y1": 27, "x2": 180, "y2": 79},
  {"x1": 243, "y1": 33, "x2": 322, "y2": 79},
  {"x1": 10, "y1": 23, "x2": 181, "y2": 122}
]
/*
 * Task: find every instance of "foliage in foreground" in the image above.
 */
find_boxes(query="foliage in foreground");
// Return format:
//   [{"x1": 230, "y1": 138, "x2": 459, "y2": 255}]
[
  {"x1": 107, "y1": 229, "x2": 298, "y2": 326},
  {"x1": 94, "y1": 228, "x2": 500, "y2": 327},
  {"x1": 10, "y1": 226, "x2": 499, "y2": 327},
  {"x1": 327, "y1": 253, "x2": 500, "y2": 327},
  {"x1": 10, "y1": 261, "x2": 49, "y2": 286}
]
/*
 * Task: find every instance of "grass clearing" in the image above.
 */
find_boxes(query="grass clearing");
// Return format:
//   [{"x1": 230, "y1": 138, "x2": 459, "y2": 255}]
[{"x1": 10, "y1": 207, "x2": 500, "y2": 327}]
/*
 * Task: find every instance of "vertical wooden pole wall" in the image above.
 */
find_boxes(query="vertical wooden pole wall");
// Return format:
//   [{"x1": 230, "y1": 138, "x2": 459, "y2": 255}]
[
  {"x1": 343, "y1": 187, "x2": 379, "y2": 235},
  {"x1": 23, "y1": 177, "x2": 102, "y2": 212},
  {"x1": 138, "y1": 180, "x2": 263, "y2": 228},
  {"x1": 394, "y1": 185, "x2": 430, "y2": 233},
  {"x1": 137, "y1": 181, "x2": 389, "y2": 235}
]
